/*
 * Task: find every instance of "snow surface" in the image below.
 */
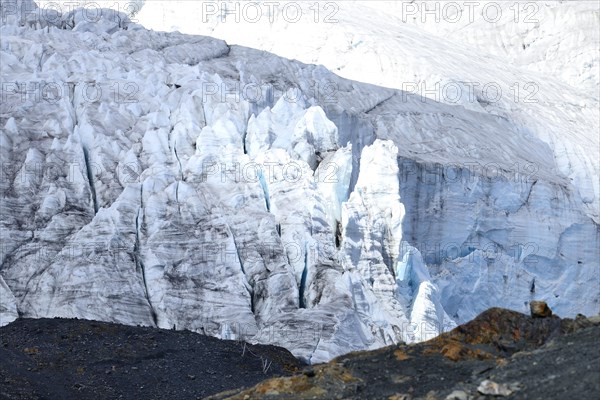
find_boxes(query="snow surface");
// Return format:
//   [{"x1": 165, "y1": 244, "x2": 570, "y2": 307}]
[{"x1": 0, "y1": 0, "x2": 598, "y2": 362}]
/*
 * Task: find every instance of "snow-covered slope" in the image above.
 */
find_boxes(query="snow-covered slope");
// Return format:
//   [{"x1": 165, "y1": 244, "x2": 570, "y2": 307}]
[
  {"x1": 363, "y1": 0, "x2": 600, "y2": 93},
  {"x1": 135, "y1": 0, "x2": 600, "y2": 91},
  {"x1": 0, "y1": 0, "x2": 598, "y2": 362}
]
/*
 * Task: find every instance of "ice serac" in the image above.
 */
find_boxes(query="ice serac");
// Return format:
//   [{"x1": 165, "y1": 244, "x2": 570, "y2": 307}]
[
  {"x1": 396, "y1": 246, "x2": 457, "y2": 341},
  {"x1": 0, "y1": 0, "x2": 598, "y2": 362},
  {"x1": 339, "y1": 140, "x2": 407, "y2": 338}
]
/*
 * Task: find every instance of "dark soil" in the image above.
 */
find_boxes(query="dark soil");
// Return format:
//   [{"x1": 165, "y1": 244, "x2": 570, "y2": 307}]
[{"x1": 0, "y1": 318, "x2": 303, "y2": 400}]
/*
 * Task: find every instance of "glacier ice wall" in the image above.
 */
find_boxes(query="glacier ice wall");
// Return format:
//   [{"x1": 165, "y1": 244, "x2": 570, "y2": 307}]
[{"x1": 0, "y1": 0, "x2": 598, "y2": 362}]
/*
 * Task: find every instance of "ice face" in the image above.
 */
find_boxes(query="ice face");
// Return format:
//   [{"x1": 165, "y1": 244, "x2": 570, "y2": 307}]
[{"x1": 0, "y1": 1, "x2": 597, "y2": 363}]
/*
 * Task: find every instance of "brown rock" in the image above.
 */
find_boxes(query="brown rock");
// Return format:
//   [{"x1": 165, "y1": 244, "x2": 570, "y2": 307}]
[
  {"x1": 394, "y1": 349, "x2": 411, "y2": 361},
  {"x1": 530, "y1": 301, "x2": 553, "y2": 318},
  {"x1": 23, "y1": 347, "x2": 39, "y2": 355}
]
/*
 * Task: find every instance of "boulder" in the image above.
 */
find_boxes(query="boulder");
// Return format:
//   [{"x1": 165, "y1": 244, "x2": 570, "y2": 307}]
[{"x1": 530, "y1": 301, "x2": 553, "y2": 318}]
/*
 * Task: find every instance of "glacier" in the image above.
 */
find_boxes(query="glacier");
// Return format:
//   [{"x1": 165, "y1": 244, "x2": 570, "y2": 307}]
[{"x1": 0, "y1": 0, "x2": 598, "y2": 363}]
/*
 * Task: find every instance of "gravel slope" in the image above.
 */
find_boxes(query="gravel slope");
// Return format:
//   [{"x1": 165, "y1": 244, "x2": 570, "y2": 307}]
[{"x1": 0, "y1": 318, "x2": 303, "y2": 400}]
